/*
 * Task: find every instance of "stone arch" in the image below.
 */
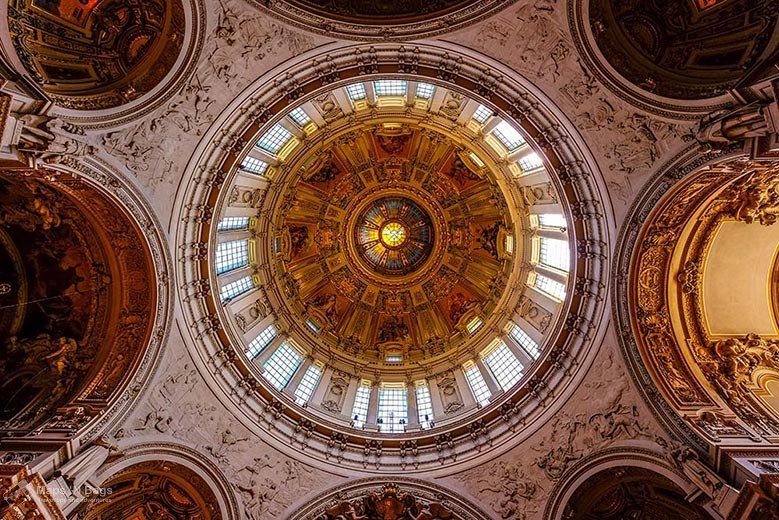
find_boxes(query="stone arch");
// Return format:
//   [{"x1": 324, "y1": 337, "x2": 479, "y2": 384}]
[
  {"x1": 546, "y1": 449, "x2": 716, "y2": 520},
  {"x1": 74, "y1": 440, "x2": 242, "y2": 520},
  {"x1": 614, "y1": 143, "x2": 779, "y2": 469}
]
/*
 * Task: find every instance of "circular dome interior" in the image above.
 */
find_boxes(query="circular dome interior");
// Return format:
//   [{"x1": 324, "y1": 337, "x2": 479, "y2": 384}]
[
  {"x1": 8, "y1": 0, "x2": 185, "y2": 110},
  {"x1": 588, "y1": 0, "x2": 779, "y2": 99},
  {"x1": 0, "y1": 172, "x2": 157, "y2": 430},
  {"x1": 210, "y1": 78, "x2": 574, "y2": 435}
]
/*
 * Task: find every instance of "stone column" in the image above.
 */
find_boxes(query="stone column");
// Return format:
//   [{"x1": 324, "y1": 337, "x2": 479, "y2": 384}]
[{"x1": 366, "y1": 383, "x2": 380, "y2": 426}]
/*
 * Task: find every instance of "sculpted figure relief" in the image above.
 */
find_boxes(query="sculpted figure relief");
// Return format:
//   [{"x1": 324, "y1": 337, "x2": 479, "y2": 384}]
[
  {"x1": 12, "y1": 115, "x2": 95, "y2": 165},
  {"x1": 722, "y1": 166, "x2": 779, "y2": 226},
  {"x1": 471, "y1": 461, "x2": 543, "y2": 519},
  {"x1": 697, "y1": 103, "x2": 778, "y2": 146}
]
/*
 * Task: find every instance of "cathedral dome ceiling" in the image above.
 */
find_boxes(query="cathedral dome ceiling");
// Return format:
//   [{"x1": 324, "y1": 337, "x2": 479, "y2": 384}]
[
  {"x1": 588, "y1": 0, "x2": 779, "y2": 100},
  {"x1": 0, "y1": 170, "x2": 158, "y2": 432},
  {"x1": 7, "y1": 0, "x2": 185, "y2": 110},
  {"x1": 172, "y1": 39, "x2": 613, "y2": 471},
  {"x1": 209, "y1": 78, "x2": 567, "y2": 429}
]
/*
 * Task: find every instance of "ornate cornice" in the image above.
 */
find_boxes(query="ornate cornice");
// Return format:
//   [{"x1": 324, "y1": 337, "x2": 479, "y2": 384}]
[{"x1": 255, "y1": 0, "x2": 516, "y2": 41}]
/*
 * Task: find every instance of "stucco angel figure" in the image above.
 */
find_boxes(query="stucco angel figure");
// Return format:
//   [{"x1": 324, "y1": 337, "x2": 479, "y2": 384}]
[{"x1": 14, "y1": 115, "x2": 95, "y2": 165}]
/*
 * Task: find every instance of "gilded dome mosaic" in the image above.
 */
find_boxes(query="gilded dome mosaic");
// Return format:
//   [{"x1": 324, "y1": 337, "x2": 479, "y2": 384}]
[
  {"x1": 276, "y1": 125, "x2": 513, "y2": 360},
  {"x1": 206, "y1": 77, "x2": 574, "y2": 435}
]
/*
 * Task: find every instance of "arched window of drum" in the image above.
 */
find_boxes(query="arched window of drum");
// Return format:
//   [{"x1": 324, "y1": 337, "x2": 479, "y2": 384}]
[
  {"x1": 351, "y1": 380, "x2": 372, "y2": 428},
  {"x1": 373, "y1": 80, "x2": 408, "y2": 96},
  {"x1": 537, "y1": 213, "x2": 566, "y2": 230},
  {"x1": 257, "y1": 124, "x2": 293, "y2": 154},
  {"x1": 492, "y1": 121, "x2": 525, "y2": 151},
  {"x1": 246, "y1": 324, "x2": 277, "y2": 360},
  {"x1": 472, "y1": 104, "x2": 493, "y2": 124},
  {"x1": 241, "y1": 157, "x2": 269, "y2": 175},
  {"x1": 294, "y1": 362, "x2": 323, "y2": 405},
  {"x1": 215, "y1": 240, "x2": 249, "y2": 273},
  {"x1": 288, "y1": 108, "x2": 312, "y2": 128},
  {"x1": 534, "y1": 274, "x2": 566, "y2": 301},
  {"x1": 539, "y1": 237, "x2": 569, "y2": 272},
  {"x1": 415, "y1": 380, "x2": 434, "y2": 429},
  {"x1": 482, "y1": 340, "x2": 523, "y2": 390},
  {"x1": 262, "y1": 342, "x2": 303, "y2": 391},
  {"x1": 508, "y1": 322, "x2": 541, "y2": 359},
  {"x1": 346, "y1": 83, "x2": 367, "y2": 102},
  {"x1": 463, "y1": 361, "x2": 491, "y2": 406},
  {"x1": 378, "y1": 383, "x2": 408, "y2": 433},
  {"x1": 415, "y1": 83, "x2": 435, "y2": 99},
  {"x1": 218, "y1": 216, "x2": 250, "y2": 231},
  {"x1": 220, "y1": 276, "x2": 254, "y2": 302}
]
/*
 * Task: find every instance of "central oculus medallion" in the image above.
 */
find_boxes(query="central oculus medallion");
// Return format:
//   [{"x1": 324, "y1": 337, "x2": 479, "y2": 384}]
[{"x1": 354, "y1": 197, "x2": 434, "y2": 276}]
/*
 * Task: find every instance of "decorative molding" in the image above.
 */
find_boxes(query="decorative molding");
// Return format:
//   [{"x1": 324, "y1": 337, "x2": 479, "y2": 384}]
[{"x1": 255, "y1": 0, "x2": 517, "y2": 41}]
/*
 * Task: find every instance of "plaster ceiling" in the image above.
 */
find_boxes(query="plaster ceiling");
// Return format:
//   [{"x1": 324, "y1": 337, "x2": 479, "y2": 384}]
[
  {"x1": 703, "y1": 220, "x2": 779, "y2": 336},
  {"x1": 589, "y1": 0, "x2": 779, "y2": 99},
  {"x1": 8, "y1": 0, "x2": 185, "y2": 110}
]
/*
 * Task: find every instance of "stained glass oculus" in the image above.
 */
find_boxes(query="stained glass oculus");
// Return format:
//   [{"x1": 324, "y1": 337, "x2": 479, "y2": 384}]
[{"x1": 354, "y1": 197, "x2": 434, "y2": 276}]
